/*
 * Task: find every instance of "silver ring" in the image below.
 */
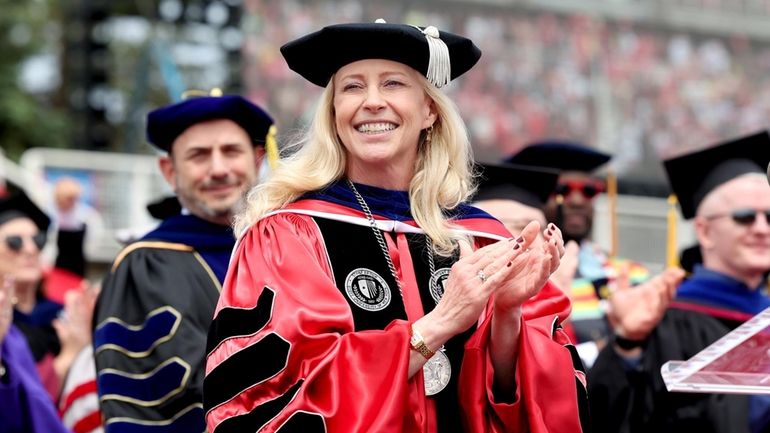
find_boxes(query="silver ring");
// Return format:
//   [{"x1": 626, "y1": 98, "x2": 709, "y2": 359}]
[{"x1": 477, "y1": 269, "x2": 487, "y2": 283}]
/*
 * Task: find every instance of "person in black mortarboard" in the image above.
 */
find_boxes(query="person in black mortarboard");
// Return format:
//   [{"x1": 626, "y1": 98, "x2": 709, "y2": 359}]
[
  {"x1": 93, "y1": 89, "x2": 275, "y2": 433},
  {"x1": 588, "y1": 131, "x2": 770, "y2": 433},
  {"x1": 506, "y1": 139, "x2": 611, "y2": 244},
  {"x1": 0, "y1": 190, "x2": 99, "y2": 408},
  {"x1": 0, "y1": 192, "x2": 71, "y2": 433},
  {"x1": 204, "y1": 20, "x2": 587, "y2": 433},
  {"x1": 0, "y1": 191, "x2": 60, "y2": 366},
  {"x1": 664, "y1": 130, "x2": 770, "y2": 328}
]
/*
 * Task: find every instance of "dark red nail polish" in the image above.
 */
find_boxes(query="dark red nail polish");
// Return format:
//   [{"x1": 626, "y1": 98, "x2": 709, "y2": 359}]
[
  {"x1": 513, "y1": 243, "x2": 521, "y2": 250},
  {"x1": 507, "y1": 262, "x2": 512, "y2": 267},
  {"x1": 516, "y1": 236, "x2": 524, "y2": 243}
]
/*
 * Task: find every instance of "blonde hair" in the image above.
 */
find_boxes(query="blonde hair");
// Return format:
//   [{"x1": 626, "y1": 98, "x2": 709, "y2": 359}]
[{"x1": 234, "y1": 74, "x2": 476, "y2": 256}]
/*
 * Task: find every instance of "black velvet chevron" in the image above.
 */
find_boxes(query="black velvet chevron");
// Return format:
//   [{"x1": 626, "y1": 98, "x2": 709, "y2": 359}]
[
  {"x1": 206, "y1": 287, "x2": 275, "y2": 355},
  {"x1": 204, "y1": 333, "x2": 290, "y2": 412},
  {"x1": 213, "y1": 381, "x2": 303, "y2": 433}
]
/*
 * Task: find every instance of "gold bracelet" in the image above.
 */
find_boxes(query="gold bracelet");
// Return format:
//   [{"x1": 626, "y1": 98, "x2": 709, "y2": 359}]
[{"x1": 409, "y1": 326, "x2": 436, "y2": 360}]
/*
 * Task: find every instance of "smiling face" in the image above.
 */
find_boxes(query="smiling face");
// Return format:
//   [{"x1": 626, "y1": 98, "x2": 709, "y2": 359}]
[
  {"x1": 159, "y1": 118, "x2": 264, "y2": 225},
  {"x1": 332, "y1": 59, "x2": 437, "y2": 189},
  {"x1": 696, "y1": 175, "x2": 770, "y2": 286}
]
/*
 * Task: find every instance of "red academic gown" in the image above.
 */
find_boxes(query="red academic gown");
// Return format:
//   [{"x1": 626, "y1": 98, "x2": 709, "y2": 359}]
[{"x1": 204, "y1": 187, "x2": 586, "y2": 433}]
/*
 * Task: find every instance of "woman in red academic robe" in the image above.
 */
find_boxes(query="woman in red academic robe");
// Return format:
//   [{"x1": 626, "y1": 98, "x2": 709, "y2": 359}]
[{"x1": 204, "y1": 21, "x2": 588, "y2": 433}]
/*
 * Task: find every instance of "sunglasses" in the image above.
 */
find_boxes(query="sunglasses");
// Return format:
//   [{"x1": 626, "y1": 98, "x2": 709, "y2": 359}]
[
  {"x1": 553, "y1": 180, "x2": 605, "y2": 200},
  {"x1": 705, "y1": 208, "x2": 770, "y2": 226},
  {"x1": 3, "y1": 233, "x2": 47, "y2": 252}
]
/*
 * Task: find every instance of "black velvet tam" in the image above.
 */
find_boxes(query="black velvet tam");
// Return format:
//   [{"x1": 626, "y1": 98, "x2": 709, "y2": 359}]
[
  {"x1": 280, "y1": 20, "x2": 481, "y2": 87},
  {"x1": 146, "y1": 95, "x2": 273, "y2": 153},
  {"x1": 506, "y1": 140, "x2": 612, "y2": 173}
]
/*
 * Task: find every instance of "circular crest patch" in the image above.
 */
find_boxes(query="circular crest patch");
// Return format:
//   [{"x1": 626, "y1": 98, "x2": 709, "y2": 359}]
[
  {"x1": 429, "y1": 268, "x2": 451, "y2": 304},
  {"x1": 344, "y1": 268, "x2": 392, "y2": 311}
]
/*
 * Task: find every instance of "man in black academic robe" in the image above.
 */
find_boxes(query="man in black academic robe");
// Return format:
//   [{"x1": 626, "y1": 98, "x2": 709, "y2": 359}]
[
  {"x1": 93, "y1": 92, "x2": 274, "y2": 433},
  {"x1": 589, "y1": 130, "x2": 770, "y2": 433}
]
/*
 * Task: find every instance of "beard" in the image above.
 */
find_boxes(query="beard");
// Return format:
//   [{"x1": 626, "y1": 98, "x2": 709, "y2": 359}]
[{"x1": 175, "y1": 175, "x2": 254, "y2": 224}]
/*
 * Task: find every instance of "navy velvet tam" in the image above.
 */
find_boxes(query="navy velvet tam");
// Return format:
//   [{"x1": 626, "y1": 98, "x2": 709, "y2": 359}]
[
  {"x1": 474, "y1": 163, "x2": 560, "y2": 209},
  {"x1": 506, "y1": 140, "x2": 612, "y2": 174},
  {"x1": 146, "y1": 95, "x2": 274, "y2": 153},
  {"x1": 280, "y1": 19, "x2": 482, "y2": 88},
  {"x1": 0, "y1": 191, "x2": 51, "y2": 232},
  {"x1": 663, "y1": 129, "x2": 770, "y2": 219}
]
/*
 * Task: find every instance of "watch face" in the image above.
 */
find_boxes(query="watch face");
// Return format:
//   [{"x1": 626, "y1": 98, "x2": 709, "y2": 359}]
[{"x1": 410, "y1": 333, "x2": 420, "y2": 346}]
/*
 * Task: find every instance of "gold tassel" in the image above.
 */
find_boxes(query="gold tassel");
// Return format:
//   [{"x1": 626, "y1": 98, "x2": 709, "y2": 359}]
[
  {"x1": 265, "y1": 125, "x2": 279, "y2": 169},
  {"x1": 667, "y1": 194, "x2": 679, "y2": 268},
  {"x1": 180, "y1": 87, "x2": 223, "y2": 100},
  {"x1": 607, "y1": 169, "x2": 618, "y2": 258}
]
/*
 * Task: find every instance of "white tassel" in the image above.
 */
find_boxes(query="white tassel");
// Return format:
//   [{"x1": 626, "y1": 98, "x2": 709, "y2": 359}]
[{"x1": 418, "y1": 26, "x2": 451, "y2": 88}]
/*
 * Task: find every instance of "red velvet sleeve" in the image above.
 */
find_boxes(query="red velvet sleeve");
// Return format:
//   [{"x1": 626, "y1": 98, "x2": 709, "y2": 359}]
[{"x1": 204, "y1": 213, "x2": 427, "y2": 433}]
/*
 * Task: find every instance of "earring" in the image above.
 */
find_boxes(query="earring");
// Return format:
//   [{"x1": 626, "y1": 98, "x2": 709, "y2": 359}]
[{"x1": 425, "y1": 125, "x2": 434, "y2": 145}]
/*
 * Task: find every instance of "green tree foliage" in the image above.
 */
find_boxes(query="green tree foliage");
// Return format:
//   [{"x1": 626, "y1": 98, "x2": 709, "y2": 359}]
[{"x1": 0, "y1": 0, "x2": 70, "y2": 160}]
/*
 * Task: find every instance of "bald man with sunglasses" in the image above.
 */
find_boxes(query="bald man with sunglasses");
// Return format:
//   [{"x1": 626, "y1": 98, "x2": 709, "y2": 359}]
[
  {"x1": 665, "y1": 131, "x2": 770, "y2": 329},
  {"x1": 587, "y1": 131, "x2": 770, "y2": 433}
]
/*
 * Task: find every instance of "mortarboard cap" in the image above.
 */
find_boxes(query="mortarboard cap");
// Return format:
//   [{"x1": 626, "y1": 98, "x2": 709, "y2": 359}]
[
  {"x1": 146, "y1": 196, "x2": 182, "y2": 220},
  {"x1": 147, "y1": 93, "x2": 274, "y2": 153},
  {"x1": 506, "y1": 140, "x2": 612, "y2": 173},
  {"x1": 663, "y1": 130, "x2": 770, "y2": 219},
  {"x1": 474, "y1": 163, "x2": 560, "y2": 209},
  {"x1": 0, "y1": 190, "x2": 51, "y2": 232},
  {"x1": 280, "y1": 20, "x2": 481, "y2": 88}
]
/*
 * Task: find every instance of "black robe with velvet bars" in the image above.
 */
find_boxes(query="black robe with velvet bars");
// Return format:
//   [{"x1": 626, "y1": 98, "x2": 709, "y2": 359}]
[{"x1": 93, "y1": 214, "x2": 236, "y2": 433}]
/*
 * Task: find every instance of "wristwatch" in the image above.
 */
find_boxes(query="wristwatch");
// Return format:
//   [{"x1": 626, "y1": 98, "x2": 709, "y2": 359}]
[{"x1": 409, "y1": 326, "x2": 436, "y2": 360}]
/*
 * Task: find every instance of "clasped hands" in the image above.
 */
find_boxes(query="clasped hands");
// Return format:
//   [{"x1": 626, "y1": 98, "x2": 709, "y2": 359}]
[{"x1": 432, "y1": 221, "x2": 565, "y2": 336}]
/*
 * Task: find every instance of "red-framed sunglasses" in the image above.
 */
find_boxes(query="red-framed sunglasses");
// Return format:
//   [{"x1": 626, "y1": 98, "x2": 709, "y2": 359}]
[{"x1": 553, "y1": 180, "x2": 605, "y2": 200}]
